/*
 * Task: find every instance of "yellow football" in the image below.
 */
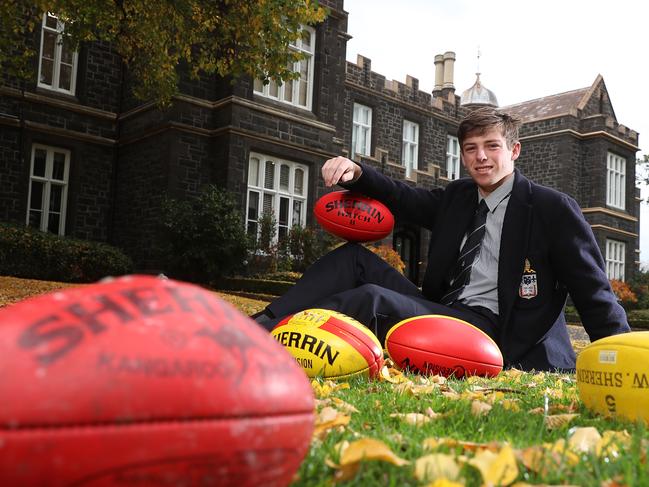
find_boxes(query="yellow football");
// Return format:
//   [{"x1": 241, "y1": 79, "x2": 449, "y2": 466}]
[
  {"x1": 576, "y1": 331, "x2": 649, "y2": 423},
  {"x1": 271, "y1": 309, "x2": 384, "y2": 379}
]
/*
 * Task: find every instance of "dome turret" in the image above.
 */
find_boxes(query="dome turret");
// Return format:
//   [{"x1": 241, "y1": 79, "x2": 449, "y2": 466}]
[{"x1": 460, "y1": 73, "x2": 498, "y2": 108}]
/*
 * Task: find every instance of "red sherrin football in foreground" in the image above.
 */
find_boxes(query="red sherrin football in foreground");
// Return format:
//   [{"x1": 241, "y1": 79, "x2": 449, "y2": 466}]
[
  {"x1": 385, "y1": 315, "x2": 503, "y2": 378},
  {"x1": 0, "y1": 275, "x2": 314, "y2": 487},
  {"x1": 314, "y1": 190, "x2": 394, "y2": 242}
]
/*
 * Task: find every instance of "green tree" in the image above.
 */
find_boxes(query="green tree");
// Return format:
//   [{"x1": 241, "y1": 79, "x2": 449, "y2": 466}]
[{"x1": 0, "y1": 0, "x2": 327, "y2": 105}]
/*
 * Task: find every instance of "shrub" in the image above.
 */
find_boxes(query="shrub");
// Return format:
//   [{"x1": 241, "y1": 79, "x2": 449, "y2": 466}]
[
  {"x1": 289, "y1": 225, "x2": 335, "y2": 272},
  {"x1": 160, "y1": 185, "x2": 248, "y2": 283},
  {"x1": 610, "y1": 279, "x2": 637, "y2": 308},
  {"x1": 367, "y1": 244, "x2": 406, "y2": 274},
  {"x1": 0, "y1": 223, "x2": 133, "y2": 282},
  {"x1": 248, "y1": 221, "x2": 335, "y2": 275}
]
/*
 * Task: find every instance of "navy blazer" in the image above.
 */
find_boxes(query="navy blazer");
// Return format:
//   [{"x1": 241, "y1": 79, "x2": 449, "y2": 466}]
[{"x1": 350, "y1": 164, "x2": 630, "y2": 371}]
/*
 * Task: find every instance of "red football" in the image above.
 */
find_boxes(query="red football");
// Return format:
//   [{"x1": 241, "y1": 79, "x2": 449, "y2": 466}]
[
  {"x1": 314, "y1": 191, "x2": 394, "y2": 242},
  {"x1": 385, "y1": 315, "x2": 503, "y2": 378},
  {"x1": 0, "y1": 275, "x2": 314, "y2": 487}
]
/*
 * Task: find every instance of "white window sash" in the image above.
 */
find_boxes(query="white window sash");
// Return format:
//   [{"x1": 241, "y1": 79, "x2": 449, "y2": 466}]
[
  {"x1": 26, "y1": 144, "x2": 70, "y2": 236},
  {"x1": 246, "y1": 152, "x2": 309, "y2": 243},
  {"x1": 446, "y1": 135, "x2": 460, "y2": 180},
  {"x1": 352, "y1": 103, "x2": 372, "y2": 157},
  {"x1": 37, "y1": 13, "x2": 78, "y2": 95},
  {"x1": 605, "y1": 239, "x2": 626, "y2": 281},
  {"x1": 606, "y1": 153, "x2": 626, "y2": 210},
  {"x1": 402, "y1": 121, "x2": 419, "y2": 177},
  {"x1": 253, "y1": 26, "x2": 315, "y2": 110}
]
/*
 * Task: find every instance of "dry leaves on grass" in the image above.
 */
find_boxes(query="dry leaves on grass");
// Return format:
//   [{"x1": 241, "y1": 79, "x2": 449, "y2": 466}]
[
  {"x1": 330, "y1": 437, "x2": 409, "y2": 482},
  {"x1": 0, "y1": 276, "x2": 76, "y2": 307}
]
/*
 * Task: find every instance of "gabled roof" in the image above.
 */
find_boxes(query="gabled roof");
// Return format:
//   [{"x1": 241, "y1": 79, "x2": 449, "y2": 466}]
[
  {"x1": 501, "y1": 87, "x2": 588, "y2": 122},
  {"x1": 501, "y1": 75, "x2": 613, "y2": 122}
]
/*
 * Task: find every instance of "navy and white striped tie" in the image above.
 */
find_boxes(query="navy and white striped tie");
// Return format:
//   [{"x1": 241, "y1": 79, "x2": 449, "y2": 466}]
[{"x1": 441, "y1": 200, "x2": 489, "y2": 306}]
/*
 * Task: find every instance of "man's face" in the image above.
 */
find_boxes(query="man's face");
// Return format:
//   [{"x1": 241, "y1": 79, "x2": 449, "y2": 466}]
[{"x1": 461, "y1": 128, "x2": 520, "y2": 195}]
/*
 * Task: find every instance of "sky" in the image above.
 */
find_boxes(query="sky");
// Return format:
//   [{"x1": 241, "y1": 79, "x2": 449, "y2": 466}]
[{"x1": 342, "y1": 0, "x2": 649, "y2": 265}]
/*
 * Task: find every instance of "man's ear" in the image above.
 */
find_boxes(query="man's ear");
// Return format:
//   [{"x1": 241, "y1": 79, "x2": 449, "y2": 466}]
[{"x1": 511, "y1": 141, "x2": 521, "y2": 161}]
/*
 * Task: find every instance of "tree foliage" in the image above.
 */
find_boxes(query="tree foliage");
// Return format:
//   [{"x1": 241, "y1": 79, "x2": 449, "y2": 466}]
[{"x1": 0, "y1": 0, "x2": 327, "y2": 104}]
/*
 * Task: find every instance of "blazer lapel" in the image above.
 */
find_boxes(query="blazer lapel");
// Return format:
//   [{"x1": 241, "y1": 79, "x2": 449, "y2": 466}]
[{"x1": 498, "y1": 170, "x2": 533, "y2": 334}]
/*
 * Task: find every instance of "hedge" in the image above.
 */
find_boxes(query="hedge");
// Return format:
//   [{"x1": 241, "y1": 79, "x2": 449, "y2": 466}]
[
  {"x1": 0, "y1": 223, "x2": 133, "y2": 283},
  {"x1": 215, "y1": 276, "x2": 294, "y2": 297},
  {"x1": 565, "y1": 308, "x2": 649, "y2": 331}
]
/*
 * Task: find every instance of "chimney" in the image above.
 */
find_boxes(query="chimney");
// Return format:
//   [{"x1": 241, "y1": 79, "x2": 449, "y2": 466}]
[
  {"x1": 443, "y1": 51, "x2": 455, "y2": 89},
  {"x1": 433, "y1": 54, "x2": 444, "y2": 96},
  {"x1": 442, "y1": 51, "x2": 456, "y2": 100}
]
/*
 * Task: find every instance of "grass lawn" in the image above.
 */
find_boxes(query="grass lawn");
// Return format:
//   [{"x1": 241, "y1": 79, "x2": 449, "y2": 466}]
[{"x1": 1, "y1": 276, "x2": 647, "y2": 486}]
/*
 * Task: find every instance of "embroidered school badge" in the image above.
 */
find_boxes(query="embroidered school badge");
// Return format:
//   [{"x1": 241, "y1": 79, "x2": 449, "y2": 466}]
[{"x1": 519, "y1": 258, "x2": 538, "y2": 299}]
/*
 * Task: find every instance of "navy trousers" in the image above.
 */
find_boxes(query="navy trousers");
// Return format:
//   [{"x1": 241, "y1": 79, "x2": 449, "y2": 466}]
[{"x1": 263, "y1": 243, "x2": 498, "y2": 344}]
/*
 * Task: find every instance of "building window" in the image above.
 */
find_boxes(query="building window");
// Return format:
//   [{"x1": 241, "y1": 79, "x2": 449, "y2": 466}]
[
  {"x1": 446, "y1": 135, "x2": 460, "y2": 180},
  {"x1": 606, "y1": 239, "x2": 626, "y2": 281},
  {"x1": 26, "y1": 144, "x2": 70, "y2": 236},
  {"x1": 38, "y1": 13, "x2": 78, "y2": 95},
  {"x1": 607, "y1": 152, "x2": 626, "y2": 210},
  {"x1": 402, "y1": 120, "x2": 419, "y2": 178},
  {"x1": 246, "y1": 153, "x2": 309, "y2": 243},
  {"x1": 352, "y1": 103, "x2": 372, "y2": 157},
  {"x1": 253, "y1": 26, "x2": 315, "y2": 110}
]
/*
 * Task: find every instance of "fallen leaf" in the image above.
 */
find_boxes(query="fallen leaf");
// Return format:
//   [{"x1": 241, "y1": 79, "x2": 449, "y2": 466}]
[
  {"x1": 544, "y1": 414, "x2": 578, "y2": 430},
  {"x1": 380, "y1": 364, "x2": 409, "y2": 383},
  {"x1": 331, "y1": 396, "x2": 359, "y2": 414},
  {"x1": 568, "y1": 426, "x2": 601, "y2": 454},
  {"x1": 426, "y1": 479, "x2": 465, "y2": 487},
  {"x1": 390, "y1": 412, "x2": 432, "y2": 425},
  {"x1": 544, "y1": 386, "x2": 564, "y2": 399},
  {"x1": 519, "y1": 439, "x2": 581, "y2": 475},
  {"x1": 501, "y1": 399, "x2": 521, "y2": 412},
  {"x1": 313, "y1": 406, "x2": 351, "y2": 440},
  {"x1": 442, "y1": 390, "x2": 462, "y2": 401},
  {"x1": 529, "y1": 402, "x2": 578, "y2": 415},
  {"x1": 423, "y1": 438, "x2": 501, "y2": 453},
  {"x1": 311, "y1": 379, "x2": 350, "y2": 398},
  {"x1": 395, "y1": 381, "x2": 440, "y2": 396},
  {"x1": 325, "y1": 440, "x2": 350, "y2": 468},
  {"x1": 339, "y1": 437, "x2": 410, "y2": 467},
  {"x1": 471, "y1": 400, "x2": 492, "y2": 417},
  {"x1": 596, "y1": 430, "x2": 632, "y2": 459},
  {"x1": 501, "y1": 368, "x2": 524, "y2": 379},
  {"x1": 468, "y1": 444, "x2": 519, "y2": 486},
  {"x1": 415, "y1": 453, "x2": 461, "y2": 482}
]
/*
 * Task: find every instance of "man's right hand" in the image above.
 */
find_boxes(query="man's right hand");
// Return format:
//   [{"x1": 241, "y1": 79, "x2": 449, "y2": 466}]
[{"x1": 322, "y1": 156, "x2": 362, "y2": 187}]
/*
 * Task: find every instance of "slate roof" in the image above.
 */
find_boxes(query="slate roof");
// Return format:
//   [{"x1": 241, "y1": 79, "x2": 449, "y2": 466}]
[{"x1": 501, "y1": 87, "x2": 589, "y2": 122}]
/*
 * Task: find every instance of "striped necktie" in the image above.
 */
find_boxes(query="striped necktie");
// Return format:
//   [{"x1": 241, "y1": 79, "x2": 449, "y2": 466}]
[{"x1": 441, "y1": 199, "x2": 489, "y2": 306}]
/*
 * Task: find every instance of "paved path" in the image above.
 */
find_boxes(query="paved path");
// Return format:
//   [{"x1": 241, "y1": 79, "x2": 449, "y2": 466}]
[{"x1": 567, "y1": 324, "x2": 590, "y2": 343}]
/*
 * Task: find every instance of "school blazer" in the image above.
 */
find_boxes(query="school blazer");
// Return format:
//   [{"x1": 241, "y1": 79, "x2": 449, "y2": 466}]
[{"x1": 349, "y1": 164, "x2": 630, "y2": 371}]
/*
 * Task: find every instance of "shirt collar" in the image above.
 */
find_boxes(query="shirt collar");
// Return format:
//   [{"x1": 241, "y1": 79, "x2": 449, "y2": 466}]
[{"x1": 479, "y1": 173, "x2": 515, "y2": 212}]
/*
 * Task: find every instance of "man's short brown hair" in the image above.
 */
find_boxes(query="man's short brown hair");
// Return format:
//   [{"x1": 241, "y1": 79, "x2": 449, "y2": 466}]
[{"x1": 458, "y1": 107, "x2": 521, "y2": 149}]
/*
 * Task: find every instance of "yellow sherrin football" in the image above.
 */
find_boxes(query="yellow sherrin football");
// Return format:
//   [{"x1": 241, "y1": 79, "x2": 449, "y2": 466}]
[
  {"x1": 272, "y1": 309, "x2": 383, "y2": 379},
  {"x1": 576, "y1": 331, "x2": 649, "y2": 423}
]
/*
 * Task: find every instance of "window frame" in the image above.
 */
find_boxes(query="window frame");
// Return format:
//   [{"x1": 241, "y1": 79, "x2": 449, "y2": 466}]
[
  {"x1": 246, "y1": 152, "x2": 309, "y2": 244},
  {"x1": 606, "y1": 152, "x2": 626, "y2": 210},
  {"x1": 402, "y1": 119, "x2": 419, "y2": 178},
  {"x1": 605, "y1": 238, "x2": 626, "y2": 281},
  {"x1": 26, "y1": 143, "x2": 71, "y2": 236},
  {"x1": 446, "y1": 135, "x2": 460, "y2": 180},
  {"x1": 253, "y1": 26, "x2": 316, "y2": 111},
  {"x1": 352, "y1": 103, "x2": 372, "y2": 157},
  {"x1": 37, "y1": 12, "x2": 79, "y2": 95}
]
